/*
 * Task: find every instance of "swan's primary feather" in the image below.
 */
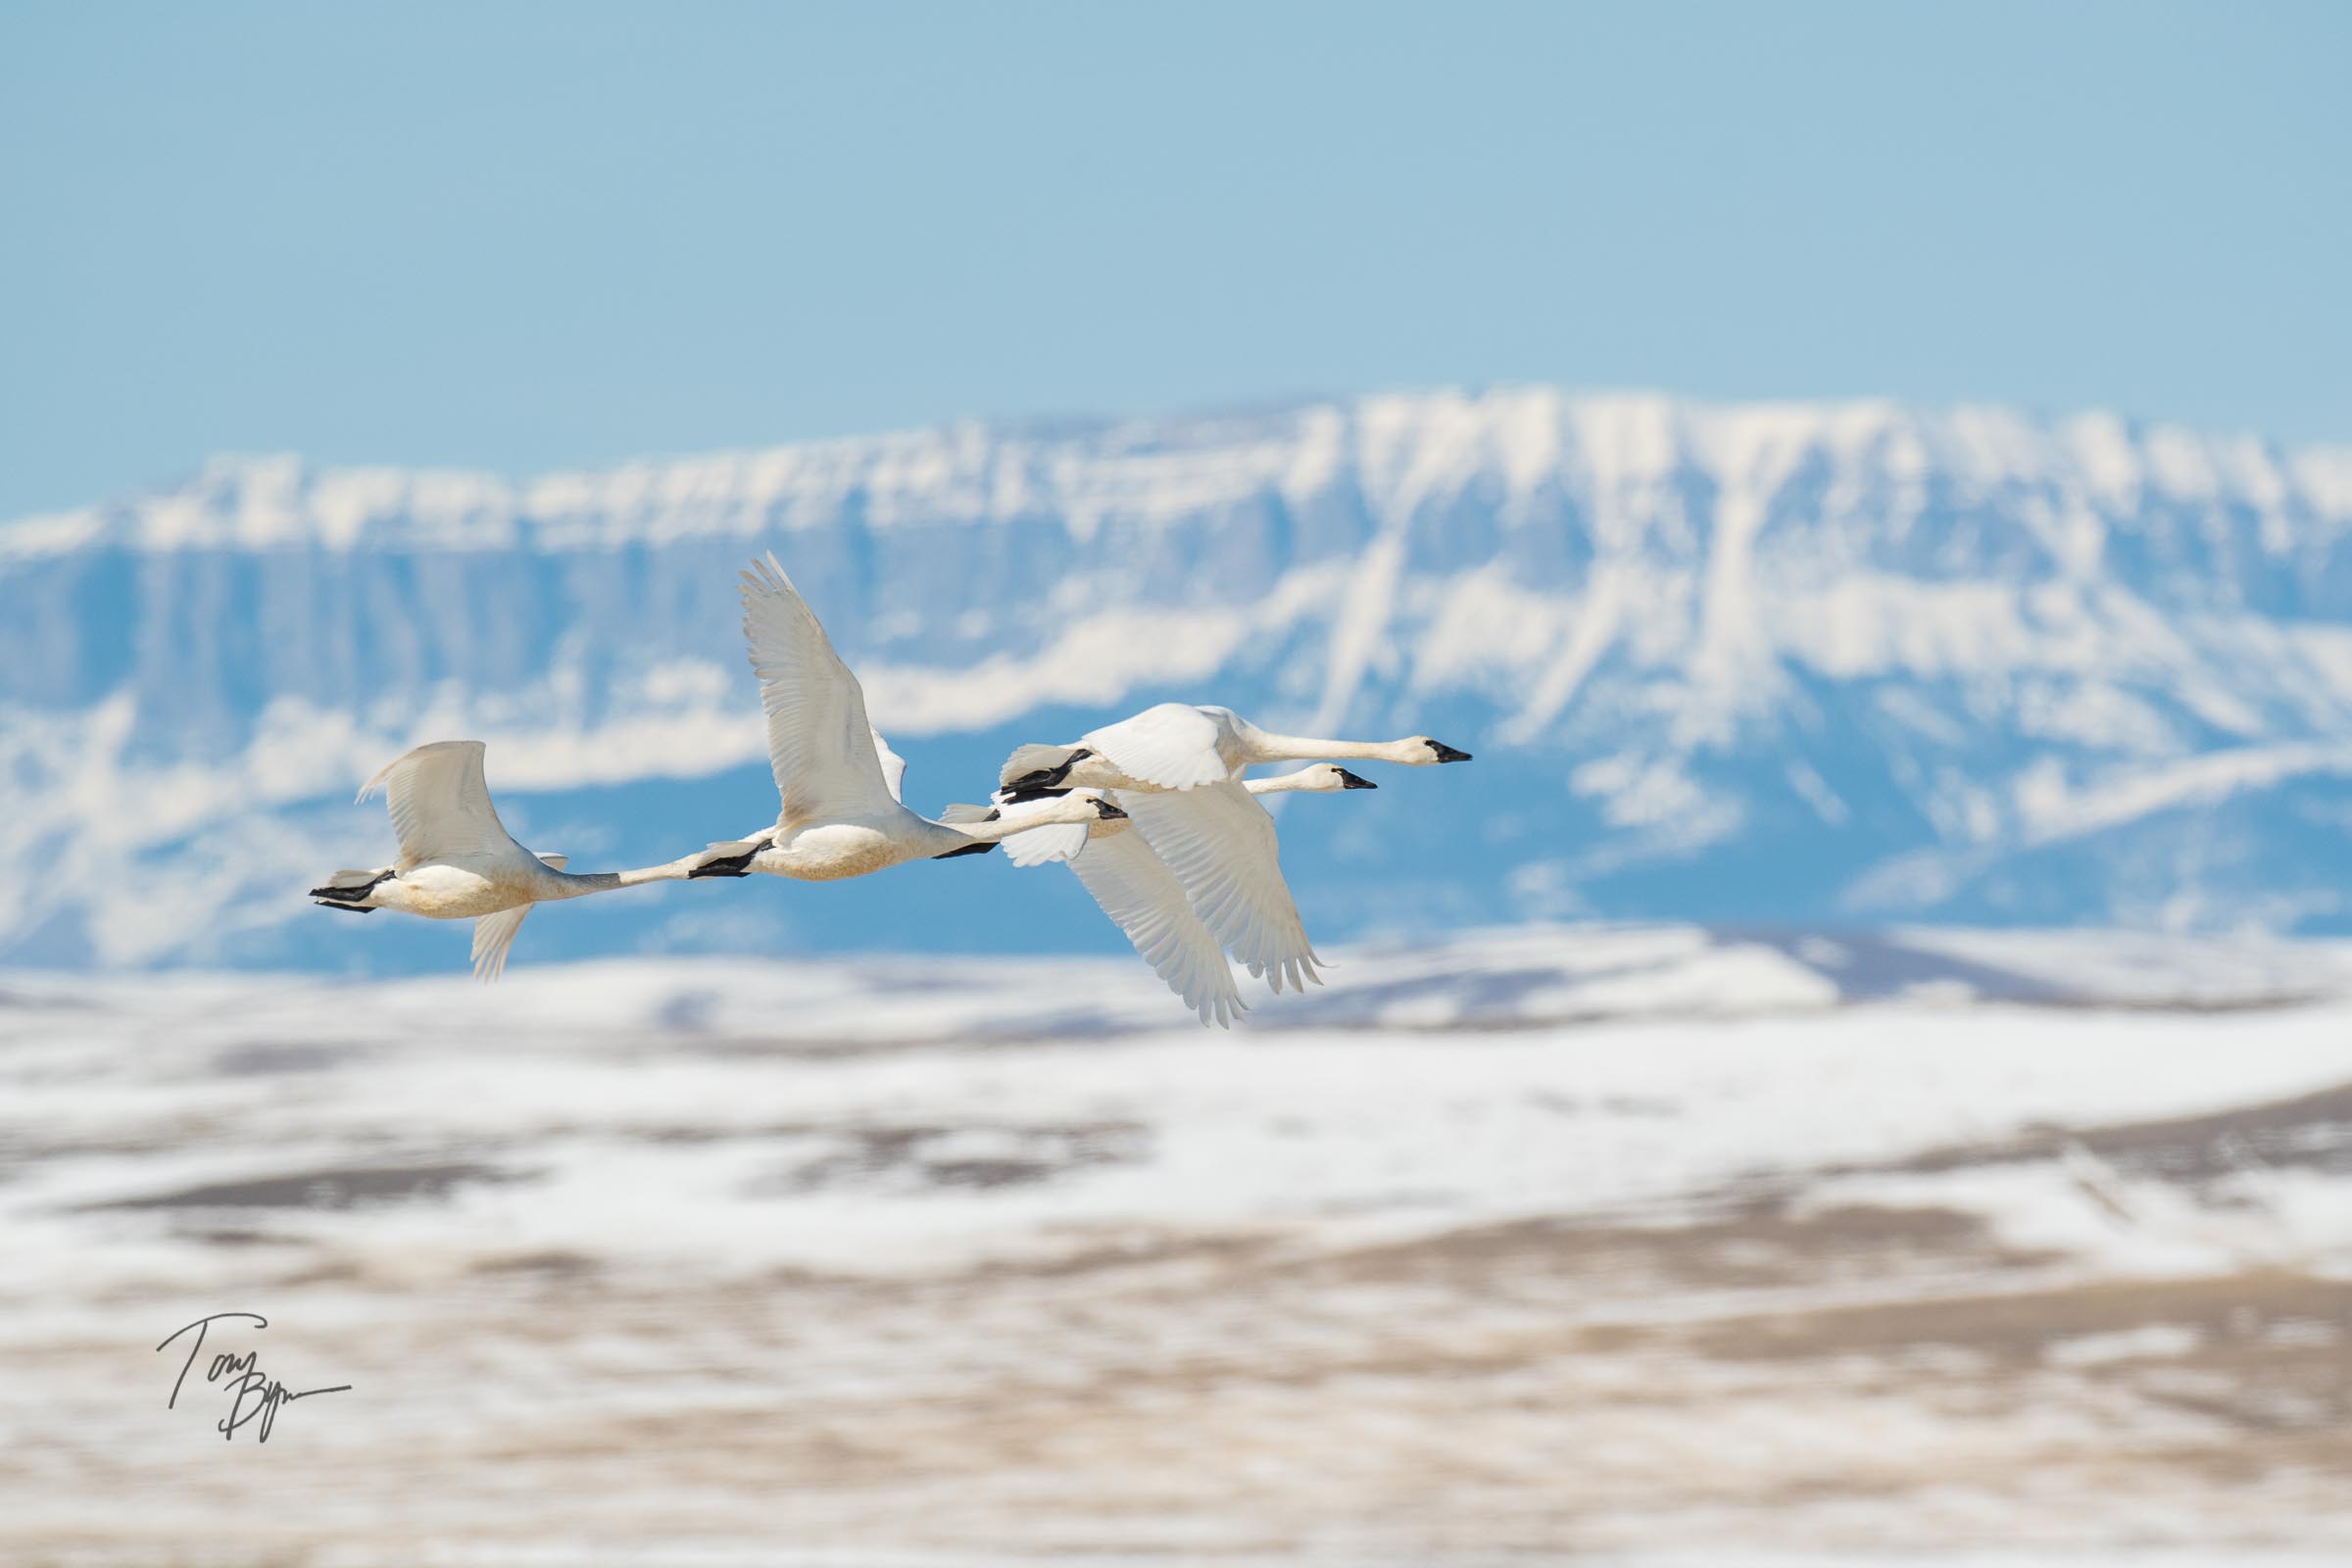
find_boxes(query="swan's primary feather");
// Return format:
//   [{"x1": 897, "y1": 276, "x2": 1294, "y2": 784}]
[
  {"x1": 739, "y1": 554, "x2": 903, "y2": 830},
  {"x1": 1119, "y1": 781, "x2": 1323, "y2": 995},
  {"x1": 467, "y1": 852, "x2": 566, "y2": 983},
  {"x1": 1079, "y1": 703, "x2": 1232, "y2": 790},
  {"x1": 469, "y1": 906, "x2": 531, "y2": 982},
  {"x1": 1066, "y1": 831, "x2": 1248, "y2": 1027},
  {"x1": 358, "y1": 740, "x2": 523, "y2": 870}
]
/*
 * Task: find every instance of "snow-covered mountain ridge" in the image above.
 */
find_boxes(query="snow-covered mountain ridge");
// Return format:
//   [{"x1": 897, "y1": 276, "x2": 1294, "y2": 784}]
[{"x1": 5, "y1": 386, "x2": 2350, "y2": 968}]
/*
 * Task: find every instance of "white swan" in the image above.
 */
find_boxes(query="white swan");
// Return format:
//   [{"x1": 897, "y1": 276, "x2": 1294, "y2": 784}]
[
  {"x1": 996, "y1": 705, "x2": 1465, "y2": 995},
  {"x1": 684, "y1": 555, "x2": 1118, "y2": 884},
  {"x1": 954, "y1": 764, "x2": 1378, "y2": 1023},
  {"x1": 999, "y1": 703, "x2": 1470, "y2": 794},
  {"x1": 308, "y1": 740, "x2": 701, "y2": 980}
]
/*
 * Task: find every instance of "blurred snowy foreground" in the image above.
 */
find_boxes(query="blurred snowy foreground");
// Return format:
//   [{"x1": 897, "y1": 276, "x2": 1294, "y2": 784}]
[{"x1": 4, "y1": 923, "x2": 2351, "y2": 1566}]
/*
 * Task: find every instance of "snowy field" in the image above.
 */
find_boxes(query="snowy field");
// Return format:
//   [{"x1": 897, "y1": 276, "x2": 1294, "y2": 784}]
[{"x1": 2, "y1": 924, "x2": 2349, "y2": 1566}]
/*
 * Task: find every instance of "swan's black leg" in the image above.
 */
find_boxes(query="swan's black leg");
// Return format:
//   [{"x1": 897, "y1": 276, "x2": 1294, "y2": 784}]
[
  {"x1": 689, "y1": 849, "x2": 760, "y2": 879},
  {"x1": 308, "y1": 869, "x2": 392, "y2": 906},
  {"x1": 1001, "y1": 748, "x2": 1093, "y2": 793},
  {"x1": 689, "y1": 835, "x2": 773, "y2": 878},
  {"x1": 931, "y1": 840, "x2": 1000, "y2": 859}
]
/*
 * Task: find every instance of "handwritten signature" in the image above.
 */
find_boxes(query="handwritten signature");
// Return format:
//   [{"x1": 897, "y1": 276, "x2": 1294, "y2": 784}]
[{"x1": 157, "y1": 1312, "x2": 351, "y2": 1442}]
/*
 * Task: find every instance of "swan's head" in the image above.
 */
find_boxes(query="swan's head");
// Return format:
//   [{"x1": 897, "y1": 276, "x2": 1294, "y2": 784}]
[
  {"x1": 1413, "y1": 737, "x2": 1473, "y2": 764},
  {"x1": 1292, "y1": 764, "x2": 1378, "y2": 792}
]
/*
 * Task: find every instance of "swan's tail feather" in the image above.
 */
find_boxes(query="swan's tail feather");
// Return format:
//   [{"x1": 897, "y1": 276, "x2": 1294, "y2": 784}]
[{"x1": 937, "y1": 803, "x2": 996, "y2": 826}]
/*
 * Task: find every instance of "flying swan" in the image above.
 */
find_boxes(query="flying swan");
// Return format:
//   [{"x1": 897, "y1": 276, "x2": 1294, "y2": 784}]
[
  {"x1": 997, "y1": 705, "x2": 1469, "y2": 993},
  {"x1": 949, "y1": 764, "x2": 1379, "y2": 1027},
  {"x1": 308, "y1": 740, "x2": 703, "y2": 980},
  {"x1": 684, "y1": 554, "x2": 1120, "y2": 884},
  {"x1": 1000, "y1": 702, "x2": 1470, "y2": 794}
]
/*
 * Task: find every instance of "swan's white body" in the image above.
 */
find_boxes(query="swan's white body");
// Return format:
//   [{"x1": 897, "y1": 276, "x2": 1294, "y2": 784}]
[
  {"x1": 688, "y1": 556, "x2": 1117, "y2": 883},
  {"x1": 997, "y1": 706, "x2": 1468, "y2": 996},
  {"x1": 1000, "y1": 703, "x2": 1470, "y2": 795},
  {"x1": 308, "y1": 740, "x2": 701, "y2": 980},
  {"x1": 959, "y1": 765, "x2": 1378, "y2": 1025}
]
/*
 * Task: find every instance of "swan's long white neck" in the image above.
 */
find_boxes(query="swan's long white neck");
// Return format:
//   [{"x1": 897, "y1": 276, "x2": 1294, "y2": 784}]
[
  {"x1": 1245, "y1": 732, "x2": 1421, "y2": 764},
  {"x1": 934, "y1": 797, "x2": 1103, "y2": 844},
  {"x1": 543, "y1": 859, "x2": 698, "y2": 899},
  {"x1": 1247, "y1": 771, "x2": 1328, "y2": 796}
]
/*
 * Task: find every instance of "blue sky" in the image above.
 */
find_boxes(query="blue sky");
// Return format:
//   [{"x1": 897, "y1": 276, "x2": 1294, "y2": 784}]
[{"x1": 3, "y1": 0, "x2": 2345, "y2": 519}]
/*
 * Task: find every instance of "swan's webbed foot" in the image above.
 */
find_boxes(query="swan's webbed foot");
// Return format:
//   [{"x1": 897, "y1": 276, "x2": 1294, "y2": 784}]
[
  {"x1": 308, "y1": 869, "x2": 392, "y2": 907},
  {"x1": 1001, "y1": 748, "x2": 1093, "y2": 793},
  {"x1": 689, "y1": 849, "x2": 759, "y2": 878},
  {"x1": 932, "y1": 840, "x2": 1000, "y2": 859},
  {"x1": 689, "y1": 835, "x2": 773, "y2": 878}
]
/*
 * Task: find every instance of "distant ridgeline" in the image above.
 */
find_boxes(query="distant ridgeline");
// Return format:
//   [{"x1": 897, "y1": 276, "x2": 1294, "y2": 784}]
[{"x1": 4, "y1": 387, "x2": 2350, "y2": 969}]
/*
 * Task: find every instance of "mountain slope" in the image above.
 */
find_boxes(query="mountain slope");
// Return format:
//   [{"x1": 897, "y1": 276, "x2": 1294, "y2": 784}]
[{"x1": 5, "y1": 386, "x2": 2350, "y2": 968}]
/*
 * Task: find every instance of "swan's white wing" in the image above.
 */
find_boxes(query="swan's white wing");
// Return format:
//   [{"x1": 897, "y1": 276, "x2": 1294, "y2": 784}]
[
  {"x1": 359, "y1": 741, "x2": 523, "y2": 870},
  {"x1": 1081, "y1": 704, "x2": 1232, "y2": 790},
  {"x1": 469, "y1": 906, "x2": 532, "y2": 983},
  {"x1": 1003, "y1": 821, "x2": 1091, "y2": 868},
  {"x1": 467, "y1": 853, "x2": 565, "y2": 984},
  {"x1": 871, "y1": 726, "x2": 907, "y2": 803},
  {"x1": 1120, "y1": 781, "x2": 1323, "y2": 995},
  {"x1": 985, "y1": 792, "x2": 1096, "y2": 867},
  {"x1": 739, "y1": 554, "x2": 900, "y2": 829},
  {"x1": 1067, "y1": 831, "x2": 1248, "y2": 1028}
]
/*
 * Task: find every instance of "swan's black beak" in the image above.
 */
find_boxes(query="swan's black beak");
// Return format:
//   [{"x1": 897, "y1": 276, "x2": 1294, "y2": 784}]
[
  {"x1": 1430, "y1": 741, "x2": 1473, "y2": 763},
  {"x1": 1337, "y1": 769, "x2": 1378, "y2": 790},
  {"x1": 1093, "y1": 799, "x2": 1129, "y2": 820}
]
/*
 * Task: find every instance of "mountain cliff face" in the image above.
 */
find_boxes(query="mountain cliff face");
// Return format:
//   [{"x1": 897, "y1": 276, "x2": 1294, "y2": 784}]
[{"x1": 6, "y1": 386, "x2": 2350, "y2": 969}]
